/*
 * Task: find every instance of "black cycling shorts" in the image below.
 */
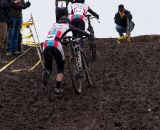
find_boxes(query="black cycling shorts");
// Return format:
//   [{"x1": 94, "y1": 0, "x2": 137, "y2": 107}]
[{"x1": 43, "y1": 46, "x2": 64, "y2": 73}]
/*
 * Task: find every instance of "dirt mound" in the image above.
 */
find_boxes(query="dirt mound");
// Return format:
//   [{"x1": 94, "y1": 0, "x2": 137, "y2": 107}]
[
  {"x1": 132, "y1": 35, "x2": 160, "y2": 43},
  {"x1": 0, "y1": 35, "x2": 160, "y2": 130}
]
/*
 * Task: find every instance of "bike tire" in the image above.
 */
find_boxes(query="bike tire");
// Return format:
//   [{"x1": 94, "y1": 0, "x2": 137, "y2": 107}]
[
  {"x1": 90, "y1": 41, "x2": 97, "y2": 61},
  {"x1": 81, "y1": 51, "x2": 92, "y2": 87},
  {"x1": 89, "y1": 27, "x2": 97, "y2": 61},
  {"x1": 68, "y1": 56, "x2": 83, "y2": 94}
]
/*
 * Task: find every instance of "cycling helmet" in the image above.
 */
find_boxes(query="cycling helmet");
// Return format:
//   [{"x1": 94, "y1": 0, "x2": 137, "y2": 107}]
[
  {"x1": 58, "y1": 16, "x2": 71, "y2": 24},
  {"x1": 72, "y1": 0, "x2": 85, "y2": 3}
]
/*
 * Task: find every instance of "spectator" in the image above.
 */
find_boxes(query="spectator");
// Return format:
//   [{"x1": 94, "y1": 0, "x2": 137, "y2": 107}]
[
  {"x1": 0, "y1": 0, "x2": 17, "y2": 63},
  {"x1": 114, "y1": 4, "x2": 135, "y2": 37},
  {"x1": 7, "y1": 0, "x2": 31, "y2": 55}
]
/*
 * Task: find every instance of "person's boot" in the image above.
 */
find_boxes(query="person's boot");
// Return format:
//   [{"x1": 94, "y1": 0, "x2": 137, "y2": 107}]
[
  {"x1": 42, "y1": 70, "x2": 51, "y2": 86},
  {"x1": 0, "y1": 54, "x2": 8, "y2": 64}
]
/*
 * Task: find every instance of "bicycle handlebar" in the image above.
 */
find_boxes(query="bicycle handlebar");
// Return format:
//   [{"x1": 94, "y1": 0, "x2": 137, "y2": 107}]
[
  {"x1": 86, "y1": 14, "x2": 96, "y2": 20},
  {"x1": 85, "y1": 14, "x2": 100, "y2": 23},
  {"x1": 68, "y1": 14, "x2": 100, "y2": 23},
  {"x1": 74, "y1": 36, "x2": 87, "y2": 42},
  {"x1": 62, "y1": 36, "x2": 88, "y2": 45}
]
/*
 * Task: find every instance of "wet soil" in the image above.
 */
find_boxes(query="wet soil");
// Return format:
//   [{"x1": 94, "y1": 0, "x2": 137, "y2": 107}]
[{"x1": 0, "y1": 35, "x2": 160, "y2": 130}]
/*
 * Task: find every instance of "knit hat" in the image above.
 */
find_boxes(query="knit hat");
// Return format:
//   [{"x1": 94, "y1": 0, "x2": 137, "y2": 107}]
[{"x1": 118, "y1": 4, "x2": 125, "y2": 10}]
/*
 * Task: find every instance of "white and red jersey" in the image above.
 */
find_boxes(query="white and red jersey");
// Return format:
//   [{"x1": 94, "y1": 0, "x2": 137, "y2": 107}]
[
  {"x1": 70, "y1": 3, "x2": 88, "y2": 22},
  {"x1": 43, "y1": 23, "x2": 69, "y2": 60}
]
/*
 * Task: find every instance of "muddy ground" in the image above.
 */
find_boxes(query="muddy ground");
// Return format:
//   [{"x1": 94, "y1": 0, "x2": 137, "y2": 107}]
[{"x1": 0, "y1": 35, "x2": 160, "y2": 130}]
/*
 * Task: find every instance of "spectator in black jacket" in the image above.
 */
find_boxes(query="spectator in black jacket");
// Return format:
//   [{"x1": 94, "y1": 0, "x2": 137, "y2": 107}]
[
  {"x1": 7, "y1": 0, "x2": 31, "y2": 56},
  {"x1": 0, "y1": 0, "x2": 17, "y2": 63},
  {"x1": 55, "y1": 0, "x2": 72, "y2": 22},
  {"x1": 114, "y1": 4, "x2": 135, "y2": 36}
]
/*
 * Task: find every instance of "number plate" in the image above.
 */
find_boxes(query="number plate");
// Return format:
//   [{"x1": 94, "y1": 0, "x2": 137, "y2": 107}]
[{"x1": 58, "y1": 1, "x2": 67, "y2": 8}]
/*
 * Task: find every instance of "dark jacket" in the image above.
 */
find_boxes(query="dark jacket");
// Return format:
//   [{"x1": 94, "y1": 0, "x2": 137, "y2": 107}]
[
  {"x1": 114, "y1": 10, "x2": 133, "y2": 28},
  {"x1": 10, "y1": 0, "x2": 30, "y2": 18},
  {"x1": 0, "y1": 0, "x2": 14, "y2": 23},
  {"x1": 55, "y1": 0, "x2": 72, "y2": 9},
  {"x1": 55, "y1": 0, "x2": 73, "y2": 22}
]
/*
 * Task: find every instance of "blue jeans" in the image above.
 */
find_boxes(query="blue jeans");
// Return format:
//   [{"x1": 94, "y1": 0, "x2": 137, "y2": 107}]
[
  {"x1": 8, "y1": 17, "x2": 22, "y2": 53},
  {"x1": 116, "y1": 21, "x2": 134, "y2": 36}
]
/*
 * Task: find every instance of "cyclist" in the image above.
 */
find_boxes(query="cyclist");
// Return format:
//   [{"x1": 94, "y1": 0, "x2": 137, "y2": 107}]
[
  {"x1": 114, "y1": 4, "x2": 135, "y2": 37},
  {"x1": 42, "y1": 16, "x2": 91, "y2": 94},
  {"x1": 55, "y1": 0, "x2": 73, "y2": 22},
  {"x1": 70, "y1": 0, "x2": 99, "y2": 38}
]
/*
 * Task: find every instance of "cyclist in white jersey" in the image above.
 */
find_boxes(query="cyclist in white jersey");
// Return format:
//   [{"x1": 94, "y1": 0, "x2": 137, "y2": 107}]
[{"x1": 42, "y1": 16, "x2": 91, "y2": 94}]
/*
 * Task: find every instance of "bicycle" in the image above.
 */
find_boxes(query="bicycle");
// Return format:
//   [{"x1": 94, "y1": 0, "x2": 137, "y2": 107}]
[
  {"x1": 63, "y1": 36, "x2": 92, "y2": 94},
  {"x1": 86, "y1": 14, "x2": 99, "y2": 60}
]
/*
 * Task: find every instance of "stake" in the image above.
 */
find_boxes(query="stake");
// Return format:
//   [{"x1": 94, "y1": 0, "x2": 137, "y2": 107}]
[
  {"x1": 28, "y1": 18, "x2": 44, "y2": 68},
  {"x1": 30, "y1": 14, "x2": 43, "y2": 52}
]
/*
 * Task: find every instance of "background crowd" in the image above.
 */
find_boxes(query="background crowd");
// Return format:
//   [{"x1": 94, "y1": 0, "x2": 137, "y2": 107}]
[{"x1": 0, "y1": 0, "x2": 31, "y2": 63}]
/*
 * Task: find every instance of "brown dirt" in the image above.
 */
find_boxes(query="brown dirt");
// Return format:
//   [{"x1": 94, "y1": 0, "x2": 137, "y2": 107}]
[{"x1": 0, "y1": 35, "x2": 160, "y2": 130}]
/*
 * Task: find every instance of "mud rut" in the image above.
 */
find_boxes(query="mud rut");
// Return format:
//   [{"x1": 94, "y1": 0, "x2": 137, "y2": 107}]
[{"x1": 0, "y1": 35, "x2": 160, "y2": 130}]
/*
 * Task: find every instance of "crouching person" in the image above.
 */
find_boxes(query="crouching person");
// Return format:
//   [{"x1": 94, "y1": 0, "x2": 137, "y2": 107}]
[{"x1": 114, "y1": 4, "x2": 135, "y2": 37}]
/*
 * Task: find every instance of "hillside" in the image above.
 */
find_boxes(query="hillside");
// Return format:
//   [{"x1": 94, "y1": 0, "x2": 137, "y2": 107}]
[{"x1": 0, "y1": 35, "x2": 160, "y2": 130}]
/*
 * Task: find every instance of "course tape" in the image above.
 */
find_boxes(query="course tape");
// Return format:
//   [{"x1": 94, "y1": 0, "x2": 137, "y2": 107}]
[
  {"x1": 11, "y1": 59, "x2": 41, "y2": 73},
  {"x1": 0, "y1": 47, "x2": 33, "y2": 73}
]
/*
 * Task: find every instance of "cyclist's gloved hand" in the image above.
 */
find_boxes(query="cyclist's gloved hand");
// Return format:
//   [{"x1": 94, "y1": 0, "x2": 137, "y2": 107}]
[
  {"x1": 62, "y1": 38, "x2": 68, "y2": 46},
  {"x1": 61, "y1": 40, "x2": 67, "y2": 46},
  {"x1": 62, "y1": 42, "x2": 67, "y2": 46},
  {"x1": 96, "y1": 14, "x2": 99, "y2": 19},
  {"x1": 26, "y1": 1, "x2": 31, "y2": 8}
]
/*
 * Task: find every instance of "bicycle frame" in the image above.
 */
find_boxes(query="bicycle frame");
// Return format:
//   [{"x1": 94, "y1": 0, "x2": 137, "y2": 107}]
[
  {"x1": 64, "y1": 36, "x2": 92, "y2": 94},
  {"x1": 86, "y1": 14, "x2": 98, "y2": 60}
]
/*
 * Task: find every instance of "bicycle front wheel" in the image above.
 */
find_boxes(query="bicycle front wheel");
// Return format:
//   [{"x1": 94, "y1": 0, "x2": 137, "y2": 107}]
[
  {"x1": 89, "y1": 29, "x2": 97, "y2": 61},
  {"x1": 81, "y1": 51, "x2": 92, "y2": 87},
  {"x1": 90, "y1": 41, "x2": 97, "y2": 61},
  {"x1": 68, "y1": 56, "x2": 83, "y2": 94}
]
